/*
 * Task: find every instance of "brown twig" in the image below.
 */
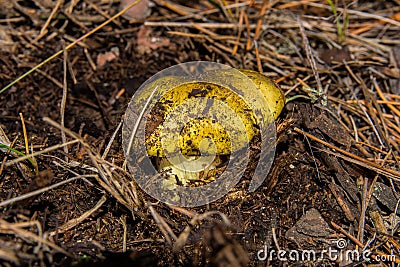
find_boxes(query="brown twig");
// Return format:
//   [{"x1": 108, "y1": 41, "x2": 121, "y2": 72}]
[
  {"x1": 294, "y1": 127, "x2": 400, "y2": 180},
  {"x1": 331, "y1": 221, "x2": 400, "y2": 264},
  {"x1": 49, "y1": 194, "x2": 107, "y2": 235}
]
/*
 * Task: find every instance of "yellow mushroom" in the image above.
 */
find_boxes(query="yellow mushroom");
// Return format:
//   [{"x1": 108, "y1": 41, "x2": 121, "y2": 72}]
[
  {"x1": 237, "y1": 69, "x2": 285, "y2": 120},
  {"x1": 143, "y1": 69, "x2": 285, "y2": 158}
]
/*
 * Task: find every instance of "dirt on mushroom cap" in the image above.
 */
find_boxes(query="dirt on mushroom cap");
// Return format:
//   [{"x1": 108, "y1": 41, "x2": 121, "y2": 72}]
[{"x1": 143, "y1": 69, "x2": 285, "y2": 157}]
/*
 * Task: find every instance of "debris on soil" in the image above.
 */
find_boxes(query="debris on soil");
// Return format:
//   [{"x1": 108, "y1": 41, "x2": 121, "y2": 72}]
[
  {"x1": 136, "y1": 25, "x2": 171, "y2": 54},
  {"x1": 96, "y1": 47, "x2": 120, "y2": 68},
  {"x1": 373, "y1": 182, "x2": 400, "y2": 213},
  {"x1": 120, "y1": 0, "x2": 151, "y2": 20},
  {"x1": 319, "y1": 46, "x2": 352, "y2": 64},
  {"x1": 1, "y1": 0, "x2": 400, "y2": 266},
  {"x1": 308, "y1": 112, "x2": 353, "y2": 149},
  {"x1": 0, "y1": 26, "x2": 14, "y2": 53},
  {"x1": 285, "y1": 208, "x2": 336, "y2": 248}
]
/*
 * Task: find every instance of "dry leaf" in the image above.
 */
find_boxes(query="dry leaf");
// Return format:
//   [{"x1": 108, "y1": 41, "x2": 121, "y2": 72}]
[
  {"x1": 136, "y1": 25, "x2": 170, "y2": 54},
  {"x1": 96, "y1": 47, "x2": 120, "y2": 68},
  {"x1": 120, "y1": 0, "x2": 151, "y2": 20}
]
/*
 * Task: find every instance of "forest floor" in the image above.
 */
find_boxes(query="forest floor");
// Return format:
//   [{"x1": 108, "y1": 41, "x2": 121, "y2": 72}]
[{"x1": 1, "y1": 0, "x2": 400, "y2": 266}]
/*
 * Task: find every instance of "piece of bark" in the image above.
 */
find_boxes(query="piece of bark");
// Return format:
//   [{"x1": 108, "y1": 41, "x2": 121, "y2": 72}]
[
  {"x1": 322, "y1": 154, "x2": 358, "y2": 203},
  {"x1": 373, "y1": 182, "x2": 399, "y2": 214},
  {"x1": 308, "y1": 113, "x2": 353, "y2": 149},
  {"x1": 285, "y1": 208, "x2": 336, "y2": 248}
]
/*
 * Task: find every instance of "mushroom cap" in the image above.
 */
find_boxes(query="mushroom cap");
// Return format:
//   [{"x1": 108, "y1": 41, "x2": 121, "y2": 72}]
[{"x1": 133, "y1": 69, "x2": 285, "y2": 157}]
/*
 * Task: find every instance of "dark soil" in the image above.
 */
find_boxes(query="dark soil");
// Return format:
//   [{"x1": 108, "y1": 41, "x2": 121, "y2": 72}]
[{"x1": 1, "y1": 0, "x2": 400, "y2": 266}]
